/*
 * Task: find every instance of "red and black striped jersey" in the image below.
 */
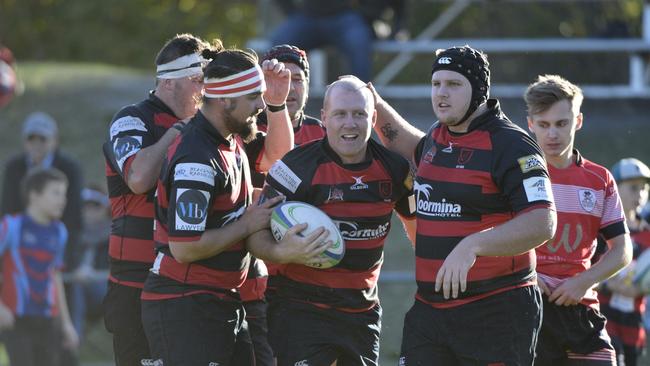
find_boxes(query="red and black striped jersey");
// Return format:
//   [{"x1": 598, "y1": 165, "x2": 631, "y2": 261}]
[
  {"x1": 264, "y1": 138, "x2": 414, "y2": 311},
  {"x1": 413, "y1": 99, "x2": 555, "y2": 308},
  {"x1": 244, "y1": 112, "x2": 327, "y2": 299},
  {"x1": 599, "y1": 228, "x2": 650, "y2": 350},
  {"x1": 103, "y1": 92, "x2": 182, "y2": 288},
  {"x1": 252, "y1": 112, "x2": 326, "y2": 187},
  {"x1": 537, "y1": 150, "x2": 627, "y2": 307},
  {"x1": 142, "y1": 111, "x2": 262, "y2": 300}
]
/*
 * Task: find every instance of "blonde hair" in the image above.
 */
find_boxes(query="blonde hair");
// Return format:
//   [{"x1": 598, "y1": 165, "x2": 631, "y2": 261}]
[{"x1": 524, "y1": 74, "x2": 584, "y2": 116}]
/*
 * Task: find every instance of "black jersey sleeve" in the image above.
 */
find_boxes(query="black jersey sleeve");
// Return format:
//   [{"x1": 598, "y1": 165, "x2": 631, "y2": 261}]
[
  {"x1": 165, "y1": 154, "x2": 223, "y2": 242},
  {"x1": 491, "y1": 128, "x2": 554, "y2": 213},
  {"x1": 413, "y1": 135, "x2": 427, "y2": 164},
  {"x1": 106, "y1": 106, "x2": 157, "y2": 179}
]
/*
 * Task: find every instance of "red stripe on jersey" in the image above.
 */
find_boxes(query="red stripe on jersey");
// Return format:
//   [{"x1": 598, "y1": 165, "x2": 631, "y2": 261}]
[
  {"x1": 606, "y1": 318, "x2": 647, "y2": 348},
  {"x1": 321, "y1": 202, "x2": 394, "y2": 218},
  {"x1": 416, "y1": 212, "x2": 513, "y2": 237},
  {"x1": 295, "y1": 124, "x2": 325, "y2": 145},
  {"x1": 416, "y1": 283, "x2": 533, "y2": 309},
  {"x1": 141, "y1": 289, "x2": 233, "y2": 301},
  {"x1": 158, "y1": 255, "x2": 248, "y2": 290},
  {"x1": 109, "y1": 196, "x2": 153, "y2": 218},
  {"x1": 239, "y1": 276, "x2": 268, "y2": 302},
  {"x1": 415, "y1": 252, "x2": 534, "y2": 282},
  {"x1": 417, "y1": 165, "x2": 499, "y2": 194},
  {"x1": 154, "y1": 112, "x2": 179, "y2": 129},
  {"x1": 283, "y1": 264, "x2": 381, "y2": 290},
  {"x1": 108, "y1": 275, "x2": 146, "y2": 288},
  {"x1": 108, "y1": 235, "x2": 156, "y2": 263},
  {"x1": 1, "y1": 254, "x2": 18, "y2": 312},
  {"x1": 435, "y1": 128, "x2": 493, "y2": 151},
  {"x1": 312, "y1": 160, "x2": 389, "y2": 186}
]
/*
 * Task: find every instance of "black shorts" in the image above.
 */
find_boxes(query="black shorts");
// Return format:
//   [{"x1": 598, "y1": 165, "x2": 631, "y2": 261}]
[
  {"x1": 400, "y1": 286, "x2": 542, "y2": 366},
  {"x1": 103, "y1": 281, "x2": 151, "y2": 366},
  {"x1": 141, "y1": 293, "x2": 253, "y2": 366},
  {"x1": 269, "y1": 299, "x2": 381, "y2": 366},
  {"x1": 536, "y1": 296, "x2": 614, "y2": 364},
  {"x1": 244, "y1": 299, "x2": 275, "y2": 366}
]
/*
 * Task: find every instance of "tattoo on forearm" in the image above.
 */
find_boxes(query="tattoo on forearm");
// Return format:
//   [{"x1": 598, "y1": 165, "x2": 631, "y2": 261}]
[{"x1": 381, "y1": 123, "x2": 399, "y2": 142}]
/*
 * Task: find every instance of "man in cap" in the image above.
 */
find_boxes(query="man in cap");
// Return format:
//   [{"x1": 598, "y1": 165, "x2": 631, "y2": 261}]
[
  {"x1": 598, "y1": 158, "x2": 650, "y2": 366},
  {"x1": 1, "y1": 111, "x2": 83, "y2": 281},
  {"x1": 368, "y1": 45, "x2": 557, "y2": 364},
  {"x1": 525, "y1": 75, "x2": 631, "y2": 365}
]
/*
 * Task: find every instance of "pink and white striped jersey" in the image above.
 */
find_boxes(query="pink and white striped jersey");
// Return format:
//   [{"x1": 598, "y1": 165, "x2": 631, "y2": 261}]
[{"x1": 536, "y1": 150, "x2": 628, "y2": 307}]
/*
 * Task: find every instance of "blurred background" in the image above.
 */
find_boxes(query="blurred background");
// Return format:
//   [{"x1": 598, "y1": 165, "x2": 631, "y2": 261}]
[{"x1": 1, "y1": 0, "x2": 649, "y2": 365}]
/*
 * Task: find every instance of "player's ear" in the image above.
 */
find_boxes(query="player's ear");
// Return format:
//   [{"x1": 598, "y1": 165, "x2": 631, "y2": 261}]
[
  {"x1": 527, "y1": 117, "x2": 534, "y2": 133},
  {"x1": 575, "y1": 112, "x2": 583, "y2": 131}
]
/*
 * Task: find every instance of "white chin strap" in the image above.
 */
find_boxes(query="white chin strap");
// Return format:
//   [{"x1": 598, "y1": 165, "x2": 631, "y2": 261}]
[
  {"x1": 204, "y1": 64, "x2": 266, "y2": 98},
  {"x1": 156, "y1": 53, "x2": 207, "y2": 79}
]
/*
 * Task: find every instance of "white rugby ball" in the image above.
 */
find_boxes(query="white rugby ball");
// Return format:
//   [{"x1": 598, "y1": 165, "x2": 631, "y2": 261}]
[
  {"x1": 633, "y1": 248, "x2": 650, "y2": 293},
  {"x1": 270, "y1": 201, "x2": 345, "y2": 269}
]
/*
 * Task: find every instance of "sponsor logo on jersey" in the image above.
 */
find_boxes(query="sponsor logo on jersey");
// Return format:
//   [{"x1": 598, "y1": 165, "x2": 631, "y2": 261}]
[
  {"x1": 398, "y1": 356, "x2": 406, "y2": 366},
  {"x1": 518, "y1": 154, "x2": 545, "y2": 173},
  {"x1": 294, "y1": 360, "x2": 309, "y2": 366},
  {"x1": 457, "y1": 148, "x2": 474, "y2": 167},
  {"x1": 269, "y1": 160, "x2": 301, "y2": 193},
  {"x1": 174, "y1": 163, "x2": 216, "y2": 186},
  {"x1": 523, "y1": 177, "x2": 553, "y2": 202},
  {"x1": 578, "y1": 189, "x2": 596, "y2": 212},
  {"x1": 326, "y1": 187, "x2": 344, "y2": 202},
  {"x1": 175, "y1": 188, "x2": 209, "y2": 231},
  {"x1": 414, "y1": 181, "x2": 461, "y2": 217},
  {"x1": 335, "y1": 220, "x2": 390, "y2": 240},
  {"x1": 110, "y1": 116, "x2": 147, "y2": 139},
  {"x1": 442, "y1": 141, "x2": 455, "y2": 153},
  {"x1": 379, "y1": 180, "x2": 392, "y2": 198},
  {"x1": 438, "y1": 57, "x2": 452, "y2": 64},
  {"x1": 350, "y1": 176, "x2": 368, "y2": 190},
  {"x1": 113, "y1": 135, "x2": 142, "y2": 172},
  {"x1": 423, "y1": 145, "x2": 437, "y2": 164}
]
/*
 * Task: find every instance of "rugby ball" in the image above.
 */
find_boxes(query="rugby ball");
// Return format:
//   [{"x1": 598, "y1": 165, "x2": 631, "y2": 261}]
[{"x1": 270, "y1": 201, "x2": 345, "y2": 269}]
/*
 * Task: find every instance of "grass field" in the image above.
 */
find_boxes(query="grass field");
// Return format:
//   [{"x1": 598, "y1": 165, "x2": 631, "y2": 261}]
[{"x1": 0, "y1": 62, "x2": 649, "y2": 365}]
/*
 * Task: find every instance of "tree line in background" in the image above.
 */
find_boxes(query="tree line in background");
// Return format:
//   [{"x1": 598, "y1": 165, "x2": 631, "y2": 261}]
[{"x1": 0, "y1": 0, "x2": 644, "y2": 80}]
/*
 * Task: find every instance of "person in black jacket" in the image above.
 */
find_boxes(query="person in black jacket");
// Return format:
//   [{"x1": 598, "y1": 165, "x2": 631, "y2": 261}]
[
  {"x1": 1, "y1": 111, "x2": 83, "y2": 273},
  {"x1": 0, "y1": 111, "x2": 84, "y2": 365}
]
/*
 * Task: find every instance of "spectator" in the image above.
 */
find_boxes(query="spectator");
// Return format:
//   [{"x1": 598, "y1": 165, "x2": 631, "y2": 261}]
[
  {"x1": 1, "y1": 111, "x2": 84, "y2": 275},
  {"x1": 270, "y1": 0, "x2": 374, "y2": 81},
  {"x1": 68, "y1": 185, "x2": 110, "y2": 343},
  {"x1": 598, "y1": 158, "x2": 650, "y2": 366},
  {"x1": 0, "y1": 168, "x2": 79, "y2": 366}
]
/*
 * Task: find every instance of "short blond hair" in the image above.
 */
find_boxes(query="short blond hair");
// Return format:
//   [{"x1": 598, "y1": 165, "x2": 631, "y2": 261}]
[{"x1": 524, "y1": 74, "x2": 584, "y2": 116}]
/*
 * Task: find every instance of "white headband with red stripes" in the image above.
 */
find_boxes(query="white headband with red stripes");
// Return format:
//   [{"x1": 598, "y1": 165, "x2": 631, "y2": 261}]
[{"x1": 204, "y1": 64, "x2": 266, "y2": 98}]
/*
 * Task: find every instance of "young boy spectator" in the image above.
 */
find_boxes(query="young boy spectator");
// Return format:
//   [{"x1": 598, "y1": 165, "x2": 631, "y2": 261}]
[{"x1": 0, "y1": 168, "x2": 79, "y2": 366}]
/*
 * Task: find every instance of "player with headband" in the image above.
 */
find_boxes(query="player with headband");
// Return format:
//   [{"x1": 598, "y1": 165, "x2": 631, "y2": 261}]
[
  {"x1": 140, "y1": 41, "x2": 329, "y2": 365},
  {"x1": 102, "y1": 33, "x2": 212, "y2": 366}
]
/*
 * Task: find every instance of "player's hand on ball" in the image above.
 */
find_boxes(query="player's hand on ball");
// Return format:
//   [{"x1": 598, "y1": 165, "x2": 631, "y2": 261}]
[
  {"x1": 277, "y1": 223, "x2": 331, "y2": 265},
  {"x1": 242, "y1": 195, "x2": 284, "y2": 235}
]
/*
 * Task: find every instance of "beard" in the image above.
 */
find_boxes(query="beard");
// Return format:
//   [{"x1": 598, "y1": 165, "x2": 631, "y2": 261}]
[{"x1": 224, "y1": 111, "x2": 258, "y2": 143}]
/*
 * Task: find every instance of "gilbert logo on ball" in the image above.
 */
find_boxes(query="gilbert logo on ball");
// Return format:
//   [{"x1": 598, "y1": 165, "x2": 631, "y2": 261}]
[{"x1": 270, "y1": 201, "x2": 345, "y2": 269}]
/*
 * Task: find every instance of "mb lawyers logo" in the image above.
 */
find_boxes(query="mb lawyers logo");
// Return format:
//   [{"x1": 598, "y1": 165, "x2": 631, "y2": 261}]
[{"x1": 175, "y1": 188, "x2": 209, "y2": 231}]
